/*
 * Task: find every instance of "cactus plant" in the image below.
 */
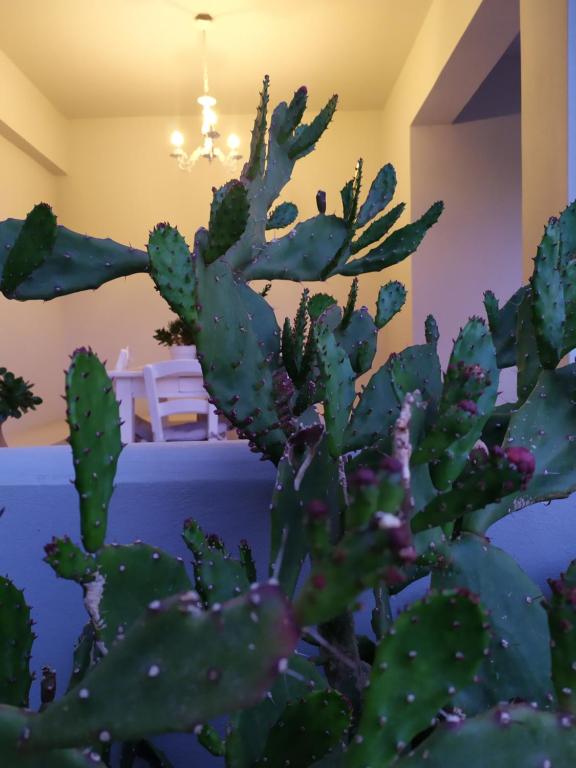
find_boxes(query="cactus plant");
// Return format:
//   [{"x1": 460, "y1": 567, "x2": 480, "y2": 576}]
[
  {"x1": 0, "y1": 366, "x2": 42, "y2": 445},
  {"x1": 1, "y1": 76, "x2": 576, "y2": 767}
]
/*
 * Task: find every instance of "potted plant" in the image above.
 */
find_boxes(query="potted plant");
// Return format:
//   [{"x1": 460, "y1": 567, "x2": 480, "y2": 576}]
[
  {"x1": 0, "y1": 78, "x2": 575, "y2": 766},
  {"x1": 0, "y1": 366, "x2": 42, "y2": 447},
  {"x1": 153, "y1": 317, "x2": 198, "y2": 359}
]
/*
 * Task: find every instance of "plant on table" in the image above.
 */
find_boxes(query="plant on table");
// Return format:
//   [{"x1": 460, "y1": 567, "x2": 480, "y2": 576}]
[
  {"x1": 0, "y1": 366, "x2": 42, "y2": 446},
  {"x1": 0, "y1": 77, "x2": 576, "y2": 766},
  {"x1": 153, "y1": 317, "x2": 198, "y2": 348}
]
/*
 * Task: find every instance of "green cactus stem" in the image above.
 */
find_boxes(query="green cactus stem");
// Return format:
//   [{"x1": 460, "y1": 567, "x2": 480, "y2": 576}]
[
  {"x1": 339, "y1": 201, "x2": 443, "y2": 276},
  {"x1": 0, "y1": 578, "x2": 34, "y2": 708},
  {"x1": 335, "y1": 306, "x2": 377, "y2": 376},
  {"x1": 432, "y1": 534, "x2": 551, "y2": 714},
  {"x1": 0, "y1": 204, "x2": 147, "y2": 300},
  {"x1": 226, "y1": 654, "x2": 327, "y2": 767},
  {"x1": 147, "y1": 223, "x2": 198, "y2": 330},
  {"x1": 295, "y1": 513, "x2": 416, "y2": 627},
  {"x1": 244, "y1": 216, "x2": 349, "y2": 282},
  {"x1": 355, "y1": 163, "x2": 396, "y2": 229},
  {"x1": 256, "y1": 689, "x2": 351, "y2": 767},
  {"x1": 375, "y1": 281, "x2": 407, "y2": 329},
  {"x1": 26, "y1": 585, "x2": 299, "y2": 750},
  {"x1": 463, "y1": 364, "x2": 576, "y2": 534},
  {"x1": 350, "y1": 202, "x2": 405, "y2": 255},
  {"x1": 66, "y1": 624, "x2": 95, "y2": 693},
  {"x1": 314, "y1": 319, "x2": 356, "y2": 458},
  {"x1": 483, "y1": 286, "x2": 528, "y2": 369},
  {"x1": 182, "y1": 519, "x2": 250, "y2": 607},
  {"x1": 400, "y1": 706, "x2": 576, "y2": 767},
  {"x1": 205, "y1": 180, "x2": 249, "y2": 264},
  {"x1": 65, "y1": 349, "x2": 122, "y2": 553},
  {"x1": 547, "y1": 559, "x2": 576, "y2": 713},
  {"x1": 269, "y1": 432, "x2": 339, "y2": 597},
  {"x1": 347, "y1": 590, "x2": 489, "y2": 768},
  {"x1": 44, "y1": 537, "x2": 97, "y2": 583},
  {"x1": 194, "y1": 255, "x2": 286, "y2": 462},
  {"x1": 0, "y1": 705, "x2": 97, "y2": 766},
  {"x1": 266, "y1": 202, "x2": 298, "y2": 230},
  {"x1": 411, "y1": 446, "x2": 535, "y2": 532},
  {"x1": 46, "y1": 540, "x2": 192, "y2": 651},
  {"x1": 423, "y1": 317, "x2": 498, "y2": 491}
]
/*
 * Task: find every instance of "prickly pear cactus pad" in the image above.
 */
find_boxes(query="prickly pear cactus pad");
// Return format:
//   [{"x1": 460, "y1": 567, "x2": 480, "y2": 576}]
[
  {"x1": 194, "y1": 256, "x2": 286, "y2": 463},
  {"x1": 0, "y1": 204, "x2": 147, "y2": 300},
  {"x1": 44, "y1": 536, "x2": 97, "y2": 583},
  {"x1": 0, "y1": 578, "x2": 34, "y2": 708},
  {"x1": 464, "y1": 364, "x2": 576, "y2": 534},
  {"x1": 547, "y1": 559, "x2": 576, "y2": 713},
  {"x1": 26, "y1": 585, "x2": 299, "y2": 749},
  {"x1": 93, "y1": 543, "x2": 193, "y2": 649},
  {"x1": 399, "y1": 706, "x2": 576, "y2": 767},
  {"x1": 346, "y1": 590, "x2": 489, "y2": 768},
  {"x1": 431, "y1": 534, "x2": 551, "y2": 713},
  {"x1": 225, "y1": 655, "x2": 327, "y2": 767},
  {"x1": 411, "y1": 445, "x2": 535, "y2": 532},
  {"x1": 0, "y1": 705, "x2": 97, "y2": 767},
  {"x1": 182, "y1": 519, "x2": 250, "y2": 607},
  {"x1": 65, "y1": 348, "x2": 122, "y2": 553},
  {"x1": 256, "y1": 689, "x2": 352, "y2": 767},
  {"x1": 294, "y1": 513, "x2": 416, "y2": 627},
  {"x1": 148, "y1": 223, "x2": 198, "y2": 329}
]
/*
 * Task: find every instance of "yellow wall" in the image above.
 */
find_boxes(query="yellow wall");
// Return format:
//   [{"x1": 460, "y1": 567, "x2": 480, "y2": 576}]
[
  {"x1": 521, "y1": 0, "x2": 569, "y2": 278},
  {"x1": 0, "y1": 133, "x2": 69, "y2": 442},
  {"x1": 58, "y1": 110, "x2": 384, "y2": 370}
]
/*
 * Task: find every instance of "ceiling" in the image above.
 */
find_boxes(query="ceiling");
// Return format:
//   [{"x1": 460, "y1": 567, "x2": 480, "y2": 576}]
[{"x1": 0, "y1": 0, "x2": 433, "y2": 118}]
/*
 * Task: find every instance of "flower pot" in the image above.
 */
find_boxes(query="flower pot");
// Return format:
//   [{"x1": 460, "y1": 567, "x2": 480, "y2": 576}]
[{"x1": 169, "y1": 345, "x2": 197, "y2": 360}]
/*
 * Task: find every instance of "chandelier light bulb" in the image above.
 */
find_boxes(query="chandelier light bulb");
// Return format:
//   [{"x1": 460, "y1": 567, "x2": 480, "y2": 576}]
[
  {"x1": 197, "y1": 94, "x2": 217, "y2": 108},
  {"x1": 227, "y1": 134, "x2": 240, "y2": 151},
  {"x1": 204, "y1": 107, "x2": 218, "y2": 127},
  {"x1": 170, "y1": 130, "x2": 185, "y2": 148}
]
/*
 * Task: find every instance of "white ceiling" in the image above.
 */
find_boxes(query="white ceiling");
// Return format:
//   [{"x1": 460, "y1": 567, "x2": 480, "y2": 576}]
[{"x1": 0, "y1": 0, "x2": 432, "y2": 118}]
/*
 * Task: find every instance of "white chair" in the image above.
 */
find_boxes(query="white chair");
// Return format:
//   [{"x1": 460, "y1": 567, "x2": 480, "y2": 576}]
[
  {"x1": 114, "y1": 347, "x2": 130, "y2": 371},
  {"x1": 143, "y1": 360, "x2": 226, "y2": 442}
]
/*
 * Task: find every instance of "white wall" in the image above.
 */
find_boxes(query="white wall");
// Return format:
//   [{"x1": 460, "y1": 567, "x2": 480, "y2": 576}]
[{"x1": 411, "y1": 115, "x2": 522, "y2": 400}]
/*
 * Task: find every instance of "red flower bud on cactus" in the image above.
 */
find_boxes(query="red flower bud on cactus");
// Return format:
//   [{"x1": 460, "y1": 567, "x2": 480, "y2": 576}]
[
  {"x1": 380, "y1": 455, "x2": 403, "y2": 474},
  {"x1": 307, "y1": 500, "x2": 329, "y2": 520},
  {"x1": 350, "y1": 468, "x2": 377, "y2": 487},
  {"x1": 505, "y1": 446, "x2": 535, "y2": 479},
  {"x1": 457, "y1": 399, "x2": 478, "y2": 415}
]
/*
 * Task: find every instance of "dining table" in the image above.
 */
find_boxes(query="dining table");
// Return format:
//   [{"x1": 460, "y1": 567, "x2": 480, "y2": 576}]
[{"x1": 108, "y1": 360, "x2": 204, "y2": 444}]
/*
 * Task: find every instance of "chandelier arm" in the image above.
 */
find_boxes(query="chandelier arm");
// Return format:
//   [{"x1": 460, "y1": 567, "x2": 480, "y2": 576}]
[{"x1": 201, "y1": 28, "x2": 209, "y2": 95}]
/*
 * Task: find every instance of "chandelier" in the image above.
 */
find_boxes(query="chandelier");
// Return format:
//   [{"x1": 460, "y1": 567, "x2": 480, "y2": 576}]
[{"x1": 169, "y1": 13, "x2": 241, "y2": 170}]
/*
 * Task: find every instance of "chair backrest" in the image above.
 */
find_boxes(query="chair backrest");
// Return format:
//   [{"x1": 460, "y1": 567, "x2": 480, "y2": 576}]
[
  {"x1": 114, "y1": 347, "x2": 130, "y2": 371},
  {"x1": 143, "y1": 360, "x2": 215, "y2": 442}
]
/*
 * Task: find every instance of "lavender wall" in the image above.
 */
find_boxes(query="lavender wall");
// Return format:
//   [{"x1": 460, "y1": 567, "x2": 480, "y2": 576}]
[
  {"x1": 1, "y1": 436, "x2": 576, "y2": 765},
  {"x1": 411, "y1": 114, "x2": 522, "y2": 401}
]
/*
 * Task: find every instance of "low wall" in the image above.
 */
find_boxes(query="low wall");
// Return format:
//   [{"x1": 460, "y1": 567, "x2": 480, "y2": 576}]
[{"x1": 0, "y1": 441, "x2": 575, "y2": 765}]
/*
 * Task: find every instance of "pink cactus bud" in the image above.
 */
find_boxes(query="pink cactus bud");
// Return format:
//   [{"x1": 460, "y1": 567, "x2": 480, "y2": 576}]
[
  {"x1": 351, "y1": 468, "x2": 377, "y2": 487},
  {"x1": 307, "y1": 500, "x2": 329, "y2": 520},
  {"x1": 457, "y1": 400, "x2": 478, "y2": 415},
  {"x1": 380, "y1": 456, "x2": 403, "y2": 474},
  {"x1": 312, "y1": 573, "x2": 327, "y2": 590},
  {"x1": 505, "y1": 446, "x2": 535, "y2": 478}
]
